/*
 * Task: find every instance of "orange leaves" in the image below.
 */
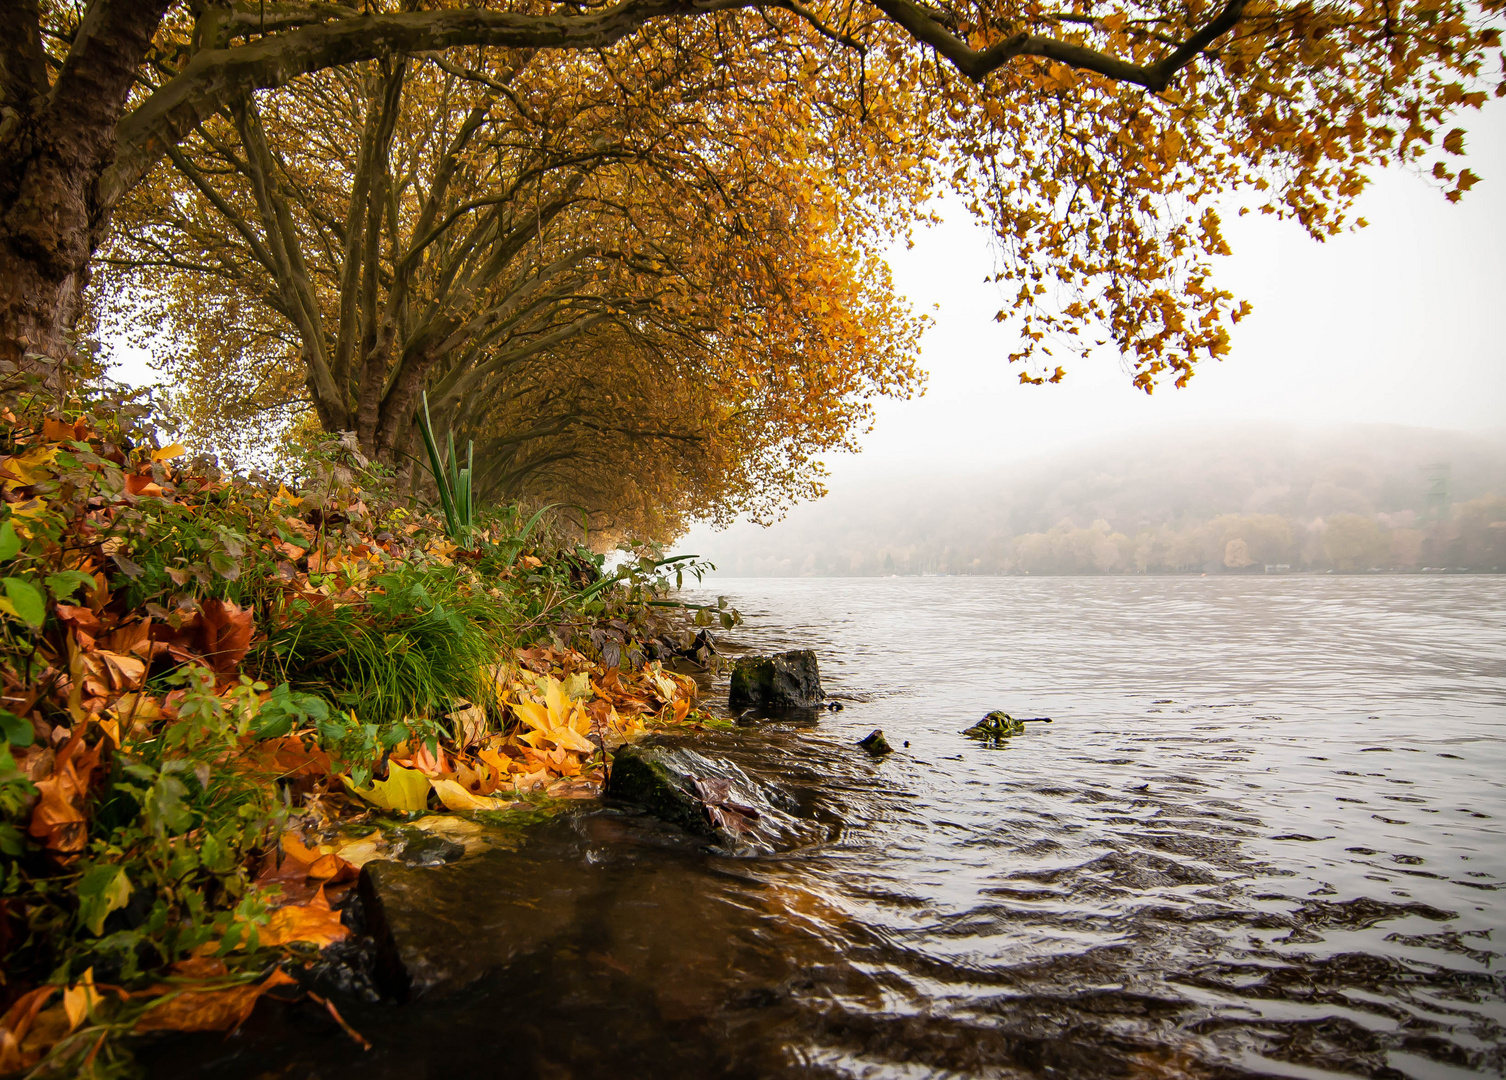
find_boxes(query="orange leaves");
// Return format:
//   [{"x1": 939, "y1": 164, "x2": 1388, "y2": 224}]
[
  {"x1": 0, "y1": 986, "x2": 60, "y2": 1073},
  {"x1": 134, "y1": 962, "x2": 297, "y2": 1034},
  {"x1": 259, "y1": 886, "x2": 349, "y2": 949},
  {"x1": 27, "y1": 733, "x2": 102, "y2": 858},
  {"x1": 201, "y1": 600, "x2": 254, "y2": 677}
]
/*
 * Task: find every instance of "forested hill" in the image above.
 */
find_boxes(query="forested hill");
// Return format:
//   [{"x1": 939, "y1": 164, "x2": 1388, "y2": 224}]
[{"x1": 687, "y1": 424, "x2": 1506, "y2": 575}]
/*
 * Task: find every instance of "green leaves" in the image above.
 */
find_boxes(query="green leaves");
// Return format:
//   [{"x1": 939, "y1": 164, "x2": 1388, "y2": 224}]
[
  {"x1": 250, "y1": 684, "x2": 329, "y2": 740},
  {"x1": 2, "y1": 576, "x2": 46, "y2": 626},
  {"x1": 417, "y1": 391, "x2": 475, "y2": 545},
  {"x1": 0, "y1": 709, "x2": 35, "y2": 747},
  {"x1": 76, "y1": 865, "x2": 134, "y2": 936},
  {"x1": 0, "y1": 522, "x2": 20, "y2": 563},
  {"x1": 45, "y1": 569, "x2": 97, "y2": 602}
]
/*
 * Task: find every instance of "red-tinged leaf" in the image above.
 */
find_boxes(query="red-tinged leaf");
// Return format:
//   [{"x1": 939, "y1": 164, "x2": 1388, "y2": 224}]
[
  {"x1": 124, "y1": 474, "x2": 165, "y2": 498},
  {"x1": 200, "y1": 600, "x2": 253, "y2": 676}
]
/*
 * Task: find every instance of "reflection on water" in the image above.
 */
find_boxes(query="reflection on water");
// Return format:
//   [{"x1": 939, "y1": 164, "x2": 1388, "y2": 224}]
[{"x1": 150, "y1": 577, "x2": 1505, "y2": 1079}]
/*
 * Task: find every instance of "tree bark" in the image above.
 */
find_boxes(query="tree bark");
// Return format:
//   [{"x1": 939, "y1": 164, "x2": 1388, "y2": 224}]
[{"x1": 0, "y1": 0, "x2": 174, "y2": 369}]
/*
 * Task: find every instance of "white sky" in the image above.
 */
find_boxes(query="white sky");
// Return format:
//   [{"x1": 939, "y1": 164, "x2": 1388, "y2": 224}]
[{"x1": 815, "y1": 99, "x2": 1506, "y2": 485}]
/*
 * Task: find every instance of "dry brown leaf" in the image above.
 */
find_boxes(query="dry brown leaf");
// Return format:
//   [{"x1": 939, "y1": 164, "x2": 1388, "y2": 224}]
[
  {"x1": 200, "y1": 600, "x2": 253, "y2": 676},
  {"x1": 27, "y1": 734, "x2": 101, "y2": 856},
  {"x1": 0, "y1": 987, "x2": 56, "y2": 1073},
  {"x1": 134, "y1": 968, "x2": 297, "y2": 1034},
  {"x1": 124, "y1": 474, "x2": 165, "y2": 498}
]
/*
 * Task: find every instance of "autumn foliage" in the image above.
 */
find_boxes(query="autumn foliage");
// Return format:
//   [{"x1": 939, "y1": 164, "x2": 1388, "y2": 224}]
[{"x1": 0, "y1": 380, "x2": 729, "y2": 1073}]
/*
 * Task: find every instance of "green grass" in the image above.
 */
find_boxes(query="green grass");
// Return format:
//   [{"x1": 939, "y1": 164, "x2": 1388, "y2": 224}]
[{"x1": 254, "y1": 564, "x2": 511, "y2": 728}]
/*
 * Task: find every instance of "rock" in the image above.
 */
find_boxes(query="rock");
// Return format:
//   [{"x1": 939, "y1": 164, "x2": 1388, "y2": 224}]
[
  {"x1": 389, "y1": 826, "x2": 467, "y2": 866},
  {"x1": 606, "y1": 743, "x2": 720, "y2": 839},
  {"x1": 728, "y1": 649, "x2": 823, "y2": 710},
  {"x1": 607, "y1": 741, "x2": 800, "y2": 848},
  {"x1": 358, "y1": 850, "x2": 579, "y2": 1000},
  {"x1": 857, "y1": 729, "x2": 892, "y2": 755},
  {"x1": 962, "y1": 710, "x2": 1025, "y2": 739}
]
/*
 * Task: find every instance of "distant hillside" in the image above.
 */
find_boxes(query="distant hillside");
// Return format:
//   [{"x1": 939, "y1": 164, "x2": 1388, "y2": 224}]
[{"x1": 686, "y1": 424, "x2": 1506, "y2": 575}]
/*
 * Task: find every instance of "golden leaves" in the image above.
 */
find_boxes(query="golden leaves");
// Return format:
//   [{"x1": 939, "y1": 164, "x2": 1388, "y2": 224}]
[
  {"x1": 259, "y1": 887, "x2": 350, "y2": 949},
  {"x1": 343, "y1": 761, "x2": 431, "y2": 812}
]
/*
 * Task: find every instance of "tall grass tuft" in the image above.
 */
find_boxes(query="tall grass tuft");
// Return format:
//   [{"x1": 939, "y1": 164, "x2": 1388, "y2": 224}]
[
  {"x1": 255, "y1": 565, "x2": 508, "y2": 726},
  {"x1": 418, "y1": 391, "x2": 474, "y2": 544}
]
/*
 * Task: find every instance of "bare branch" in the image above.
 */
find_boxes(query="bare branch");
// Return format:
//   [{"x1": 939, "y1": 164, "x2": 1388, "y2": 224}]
[{"x1": 867, "y1": 0, "x2": 1247, "y2": 89}]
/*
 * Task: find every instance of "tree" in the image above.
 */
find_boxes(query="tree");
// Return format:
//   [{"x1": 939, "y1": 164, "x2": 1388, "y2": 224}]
[
  {"x1": 95, "y1": 43, "x2": 925, "y2": 528},
  {"x1": 3, "y1": 0, "x2": 1498, "y2": 385}
]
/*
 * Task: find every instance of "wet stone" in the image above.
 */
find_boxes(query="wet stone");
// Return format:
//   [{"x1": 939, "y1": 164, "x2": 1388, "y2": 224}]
[
  {"x1": 729, "y1": 649, "x2": 824, "y2": 710},
  {"x1": 606, "y1": 744, "x2": 721, "y2": 839},
  {"x1": 389, "y1": 827, "x2": 467, "y2": 866},
  {"x1": 358, "y1": 851, "x2": 578, "y2": 1001},
  {"x1": 607, "y1": 739, "x2": 813, "y2": 851},
  {"x1": 858, "y1": 729, "x2": 893, "y2": 755}
]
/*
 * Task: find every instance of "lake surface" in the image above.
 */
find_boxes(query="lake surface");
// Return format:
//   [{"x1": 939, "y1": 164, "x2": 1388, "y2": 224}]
[{"x1": 155, "y1": 577, "x2": 1506, "y2": 1079}]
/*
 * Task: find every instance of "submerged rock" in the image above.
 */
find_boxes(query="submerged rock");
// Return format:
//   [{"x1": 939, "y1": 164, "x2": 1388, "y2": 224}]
[
  {"x1": 728, "y1": 649, "x2": 824, "y2": 710},
  {"x1": 359, "y1": 852, "x2": 578, "y2": 1000},
  {"x1": 857, "y1": 729, "x2": 892, "y2": 755},
  {"x1": 607, "y1": 741, "x2": 799, "y2": 848},
  {"x1": 963, "y1": 710, "x2": 1026, "y2": 739}
]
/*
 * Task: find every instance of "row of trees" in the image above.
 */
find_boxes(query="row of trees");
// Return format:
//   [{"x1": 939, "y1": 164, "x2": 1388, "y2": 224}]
[
  {"x1": 93, "y1": 41, "x2": 927, "y2": 535},
  {"x1": 3, "y1": 0, "x2": 1501, "y2": 532},
  {"x1": 732, "y1": 498, "x2": 1506, "y2": 574}
]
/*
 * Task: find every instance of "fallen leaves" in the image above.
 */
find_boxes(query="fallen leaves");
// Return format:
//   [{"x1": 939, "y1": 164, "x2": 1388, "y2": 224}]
[
  {"x1": 200, "y1": 599, "x2": 254, "y2": 677},
  {"x1": 431, "y1": 776, "x2": 512, "y2": 812},
  {"x1": 343, "y1": 761, "x2": 431, "y2": 812},
  {"x1": 134, "y1": 962, "x2": 297, "y2": 1034},
  {"x1": 27, "y1": 733, "x2": 102, "y2": 857},
  {"x1": 258, "y1": 887, "x2": 349, "y2": 949}
]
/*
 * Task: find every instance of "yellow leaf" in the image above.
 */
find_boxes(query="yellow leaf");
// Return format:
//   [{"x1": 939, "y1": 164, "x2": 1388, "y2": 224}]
[
  {"x1": 342, "y1": 762, "x2": 430, "y2": 812},
  {"x1": 430, "y1": 777, "x2": 512, "y2": 812},
  {"x1": 61, "y1": 969, "x2": 98, "y2": 1032},
  {"x1": 151, "y1": 443, "x2": 187, "y2": 461},
  {"x1": 259, "y1": 888, "x2": 349, "y2": 948}
]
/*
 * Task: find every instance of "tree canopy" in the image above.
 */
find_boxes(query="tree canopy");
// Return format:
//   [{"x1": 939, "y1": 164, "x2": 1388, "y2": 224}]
[
  {"x1": 2, "y1": 0, "x2": 1500, "y2": 423},
  {"x1": 94, "y1": 38, "x2": 928, "y2": 532}
]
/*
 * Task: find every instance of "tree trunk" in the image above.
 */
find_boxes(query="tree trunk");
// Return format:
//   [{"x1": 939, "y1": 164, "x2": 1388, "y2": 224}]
[
  {"x1": 0, "y1": 0, "x2": 177, "y2": 371},
  {"x1": 0, "y1": 134, "x2": 99, "y2": 372}
]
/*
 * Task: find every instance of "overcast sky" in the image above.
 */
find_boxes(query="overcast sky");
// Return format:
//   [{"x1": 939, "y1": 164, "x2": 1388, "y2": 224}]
[
  {"x1": 677, "y1": 101, "x2": 1505, "y2": 552},
  {"x1": 827, "y1": 100, "x2": 1506, "y2": 483}
]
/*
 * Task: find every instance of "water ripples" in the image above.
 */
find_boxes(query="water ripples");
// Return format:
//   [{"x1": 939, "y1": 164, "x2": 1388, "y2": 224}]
[{"x1": 148, "y1": 577, "x2": 1505, "y2": 1079}]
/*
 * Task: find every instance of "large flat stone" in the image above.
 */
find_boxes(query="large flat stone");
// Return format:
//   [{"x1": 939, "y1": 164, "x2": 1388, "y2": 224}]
[{"x1": 358, "y1": 849, "x2": 579, "y2": 1000}]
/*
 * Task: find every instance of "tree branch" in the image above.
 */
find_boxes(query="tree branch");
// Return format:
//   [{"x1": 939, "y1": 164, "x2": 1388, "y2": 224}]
[
  {"x1": 867, "y1": 0, "x2": 1246, "y2": 88},
  {"x1": 0, "y1": 0, "x2": 49, "y2": 112},
  {"x1": 103, "y1": 0, "x2": 749, "y2": 208}
]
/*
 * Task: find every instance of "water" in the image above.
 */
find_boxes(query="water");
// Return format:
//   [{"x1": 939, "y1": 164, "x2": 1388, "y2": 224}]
[{"x1": 151, "y1": 577, "x2": 1506, "y2": 1079}]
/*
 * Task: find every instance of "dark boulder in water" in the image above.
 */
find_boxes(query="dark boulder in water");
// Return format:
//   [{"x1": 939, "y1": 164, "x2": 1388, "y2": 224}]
[
  {"x1": 857, "y1": 729, "x2": 893, "y2": 755},
  {"x1": 606, "y1": 743, "x2": 723, "y2": 840},
  {"x1": 729, "y1": 649, "x2": 824, "y2": 709}
]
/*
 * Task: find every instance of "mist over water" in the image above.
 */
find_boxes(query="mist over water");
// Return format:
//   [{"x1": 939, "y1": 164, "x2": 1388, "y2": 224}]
[
  {"x1": 681, "y1": 423, "x2": 1506, "y2": 577},
  {"x1": 151, "y1": 576, "x2": 1505, "y2": 1079}
]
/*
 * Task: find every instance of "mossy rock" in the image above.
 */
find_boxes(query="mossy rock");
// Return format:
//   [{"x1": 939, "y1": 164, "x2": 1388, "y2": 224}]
[
  {"x1": 728, "y1": 649, "x2": 824, "y2": 710},
  {"x1": 963, "y1": 710, "x2": 1025, "y2": 739},
  {"x1": 606, "y1": 744, "x2": 719, "y2": 838}
]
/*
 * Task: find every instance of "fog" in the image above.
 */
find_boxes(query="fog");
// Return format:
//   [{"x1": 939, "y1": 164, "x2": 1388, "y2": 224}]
[{"x1": 681, "y1": 102, "x2": 1506, "y2": 572}]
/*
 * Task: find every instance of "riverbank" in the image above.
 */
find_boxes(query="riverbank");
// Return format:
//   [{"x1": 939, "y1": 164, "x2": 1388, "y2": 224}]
[
  {"x1": 0, "y1": 382, "x2": 731, "y2": 1075},
  {"x1": 137, "y1": 574, "x2": 1506, "y2": 1080}
]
